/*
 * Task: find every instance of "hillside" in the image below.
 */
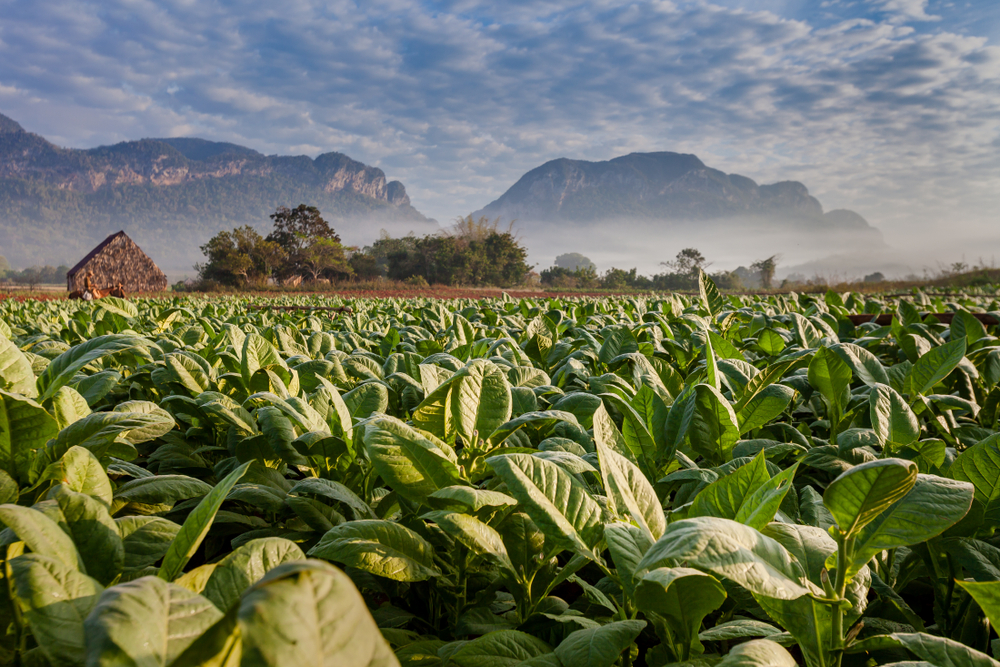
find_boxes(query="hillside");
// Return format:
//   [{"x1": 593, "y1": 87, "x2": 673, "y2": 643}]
[
  {"x1": 473, "y1": 152, "x2": 878, "y2": 232},
  {"x1": 0, "y1": 113, "x2": 437, "y2": 270}
]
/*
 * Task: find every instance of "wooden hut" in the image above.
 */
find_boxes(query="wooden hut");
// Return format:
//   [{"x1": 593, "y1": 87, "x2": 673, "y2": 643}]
[{"x1": 67, "y1": 231, "x2": 168, "y2": 293}]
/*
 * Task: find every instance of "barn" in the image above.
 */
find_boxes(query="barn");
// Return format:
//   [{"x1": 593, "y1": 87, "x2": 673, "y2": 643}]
[{"x1": 67, "y1": 231, "x2": 168, "y2": 293}]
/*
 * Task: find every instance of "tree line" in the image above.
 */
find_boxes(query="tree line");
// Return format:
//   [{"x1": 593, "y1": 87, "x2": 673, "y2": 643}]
[{"x1": 196, "y1": 207, "x2": 531, "y2": 288}]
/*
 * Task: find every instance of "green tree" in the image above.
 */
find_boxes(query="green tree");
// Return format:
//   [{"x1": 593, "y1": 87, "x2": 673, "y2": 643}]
[
  {"x1": 266, "y1": 205, "x2": 346, "y2": 279},
  {"x1": 198, "y1": 226, "x2": 285, "y2": 286},
  {"x1": 751, "y1": 255, "x2": 779, "y2": 289},
  {"x1": 300, "y1": 238, "x2": 352, "y2": 282},
  {"x1": 554, "y1": 253, "x2": 596, "y2": 272},
  {"x1": 662, "y1": 248, "x2": 709, "y2": 277}
]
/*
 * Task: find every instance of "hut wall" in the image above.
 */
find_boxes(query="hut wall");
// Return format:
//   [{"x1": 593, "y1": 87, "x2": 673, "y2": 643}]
[{"x1": 67, "y1": 233, "x2": 168, "y2": 293}]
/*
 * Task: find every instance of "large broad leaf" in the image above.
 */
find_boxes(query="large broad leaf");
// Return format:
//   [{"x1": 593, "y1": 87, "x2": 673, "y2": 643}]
[
  {"x1": 448, "y1": 630, "x2": 553, "y2": 667},
  {"x1": 822, "y1": 458, "x2": 917, "y2": 537},
  {"x1": 181, "y1": 560, "x2": 397, "y2": 667},
  {"x1": 308, "y1": 519, "x2": 441, "y2": 582},
  {"x1": 698, "y1": 270, "x2": 724, "y2": 318},
  {"x1": 288, "y1": 478, "x2": 376, "y2": 520},
  {"x1": 737, "y1": 384, "x2": 795, "y2": 435},
  {"x1": 844, "y1": 474, "x2": 973, "y2": 577},
  {"x1": 422, "y1": 510, "x2": 513, "y2": 574},
  {"x1": 10, "y1": 553, "x2": 103, "y2": 667},
  {"x1": 343, "y1": 382, "x2": 390, "y2": 420},
  {"x1": 593, "y1": 404, "x2": 665, "y2": 542},
  {"x1": 870, "y1": 384, "x2": 920, "y2": 453},
  {"x1": 554, "y1": 620, "x2": 646, "y2": 667},
  {"x1": 0, "y1": 390, "x2": 59, "y2": 484},
  {"x1": 117, "y1": 516, "x2": 182, "y2": 571},
  {"x1": 413, "y1": 360, "x2": 512, "y2": 446},
  {"x1": 37, "y1": 334, "x2": 156, "y2": 402},
  {"x1": 157, "y1": 461, "x2": 251, "y2": 582},
  {"x1": 831, "y1": 343, "x2": 890, "y2": 388},
  {"x1": 689, "y1": 384, "x2": 740, "y2": 464},
  {"x1": 0, "y1": 504, "x2": 83, "y2": 572},
  {"x1": 363, "y1": 416, "x2": 463, "y2": 504},
  {"x1": 84, "y1": 575, "x2": 223, "y2": 666},
  {"x1": 241, "y1": 333, "x2": 289, "y2": 388},
  {"x1": 53, "y1": 486, "x2": 124, "y2": 586},
  {"x1": 202, "y1": 537, "x2": 305, "y2": 612},
  {"x1": 716, "y1": 639, "x2": 797, "y2": 666},
  {"x1": 599, "y1": 326, "x2": 640, "y2": 366},
  {"x1": 635, "y1": 567, "x2": 725, "y2": 660},
  {"x1": 486, "y1": 453, "x2": 604, "y2": 559},
  {"x1": 604, "y1": 521, "x2": 653, "y2": 601},
  {"x1": 0, "y1": 335, "x2": 37, "y2": 397},
  {"x1": 848, "y1": 632, "x2": 1000, "y2": 667},
  {"x1": 807, "y1": 347, "x2": 852, "y2": 415},
  {"x1": 636, "y1": 517, "x2": 812, "y2": 600},
  {"x1": 50, "y1": 385, "x2": 92, "y2": 429},
  {"x1": 111, "y1": 474, "x2": 213, "y2": 512},
  {"x1": 956, "y1": 579, "x2": 1000, "y2": 630},
  {"x1": 690, "y1": 451, "x2": 769, "y2": 522},
  {"x1": 735, "y1": 463, "x2": 799, "y2": 531},
  {"x1": 949, "y1": 434, "x2": 1000, "y2": 526},
  {"x1": 35, "y1": 445, "x2": 113, "y2": 507},
  {"x1": 908, "y1": 338, "x2": 967, "y2": 396}
]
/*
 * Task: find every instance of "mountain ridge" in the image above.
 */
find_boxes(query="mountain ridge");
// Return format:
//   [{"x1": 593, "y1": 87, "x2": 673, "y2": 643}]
[
  {"x1": 0, "y1": 112, "x2": 436, "y2": 269},
  {"x1": 472, "y1": 151, "x2": 876, "y2": 233}
]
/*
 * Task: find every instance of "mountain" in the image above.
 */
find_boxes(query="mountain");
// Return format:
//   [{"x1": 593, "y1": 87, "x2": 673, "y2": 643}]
[
  {"x1": 471, "y1": 151, "x2": 883, "y2": 275},
  {"x1": 0, "y1": 113, "x2": 438, "y2": 270},
  {"x1": 473, "y1": 152, "x2": 875, "y2": 231}
]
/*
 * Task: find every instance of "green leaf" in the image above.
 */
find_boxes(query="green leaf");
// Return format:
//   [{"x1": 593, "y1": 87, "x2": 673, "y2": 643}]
[
  {"x1": 698, "y1": 270, "x2": 724, "y2": 318},
  {"x1": 822, "y1": 458, "x2": 918, "y2": 536},
  {"x1": 35, "y1": 446, "x2": 113, "y2": 507},
  {"x1": 49, "y1": 386, "x2": 92, "y2": 430},
  {"x1": 52, "y1": 486, "x2": 124, "y2": 586},
  {"x1": 636, "y1": 517, "x2": 812, "y2": 600},
  {"x1": 735, "y1": 463, "x2": 799, "y2": 531},
  {"x1": 870, "y1": 383, "x2": 919, "y2": 453},
  {"x1": 308, "y1": 519, "x2": 441, "y2": 582},
  {"x1": 112, "y1": 474, "x2": 213, "y2": 511},
  {"x1": 427, "y1": 486, "x2": 517, "y2": 513},
  {"x1": 554, "y1": 620, "x2": 646, "y2": 667},
  {"x1": 635, "y1": 567, "x2": 725, "y2": 659},
  {"x1": 241, "y1": 333, "x2": 288, "y2": 388},
  {"x1": 202, "y1": 537, "x2": 305, "y2": 612},
  {"x1": 599, "y1": 326, "x2": 639, "y2": 366},
  {"x1": 342, "y1": 382, "x2": 390, "y2": 420},
  {"x1": 956, "y1": 579, "x2": 1000, "y2": 630},
  {"x1": 486, "y1": 453, "x2": 604, "y2": 559},
  {"x1": 593, "y1": 404, "x2": 665, "y2": 541},
  {"x1": 157, "y1": 461, "x2": 251, "y2": 582},
  {"x1": 848, "y1": 632, "x2": 1000, "y2": 667},
  {"x1": 716, "y1": 639, "x2": 797, "y2": 666},
  {"x1": 363, "y1": 415, "x2": 463, "y2": 504},
  {"x1": 0, "y1": 390, "x2": 59, "y2": 484},
  {"x1": 737, "y1": 384, "x2": 795, "y2": 435},
  {"x1": 231, "y1": 560, "x2": 397, "y2": 667},
  {"x1": 909, "y1": 338, "x2": 966, "y2": 396},
  {"x1": 10, "y1": 553, "x2": 103, "y2": 667},
  {"x1": 37, "y1": 334, "x2": 156, "y2": 403},
  {"x1": 0, "y1": 334, "x2": 37, "y2": 397},
  {"x1": 117, "y1": 516, "x2": 182, "y2": 571},
  {"x1": 288, "y1": 478, "x2": 376, "y2": 520},
  {"x1": 689, "y1": 384, "x2": 740, "y2": 464},
  {"x1": 948, "y1": 434, "x2": 1000, "y2": 526},
  {"x1": 84, "y1": 575, "x2": 223, "y2": 666},
  {"x1": 808, "y1": 347, "x2": 852, "y2": 415},
  {"x1": 604, "y1": 521, "x2": 652, "y2": 601},
  {"x1": 0, "y1": 504, "x2": 83, "y2": 572},
  {"x1": 422, "y1": 510, "x2": 513, "y2": 573},
  {"x1": 690, "y1": 451, "x2": 769, "y2": 521},
  {"x1": 845, "y1": 474, "x2": 973, "y2": 576},
  {"x1": 449, "y1": 630, "x2": 553, "y2": 667}
]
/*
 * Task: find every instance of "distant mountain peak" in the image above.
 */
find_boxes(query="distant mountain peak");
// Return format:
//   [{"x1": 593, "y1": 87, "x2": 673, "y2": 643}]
[
  {"x1": 473, "y1": 151, "x2": 870, "y2": 230},
  {"x1": 0, "y1": 113, "x2": 25, "y2": 134}
]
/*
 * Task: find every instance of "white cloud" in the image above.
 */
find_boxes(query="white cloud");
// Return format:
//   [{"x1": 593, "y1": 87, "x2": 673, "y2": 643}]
[{"x1": 0, "y1": 0, "x2": 996, "y2": 262}]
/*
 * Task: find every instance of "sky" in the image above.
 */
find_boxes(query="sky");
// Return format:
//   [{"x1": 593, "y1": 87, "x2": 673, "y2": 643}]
[{"x1": 1, "y1": 0, "x2": 998, "y2": 272}]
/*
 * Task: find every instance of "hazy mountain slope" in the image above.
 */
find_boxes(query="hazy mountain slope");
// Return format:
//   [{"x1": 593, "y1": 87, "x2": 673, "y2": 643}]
[{"x1": 0, "y1": 113, "x2": 438, "y2": 270}]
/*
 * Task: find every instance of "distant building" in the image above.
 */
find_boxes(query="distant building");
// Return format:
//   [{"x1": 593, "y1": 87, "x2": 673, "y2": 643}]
[{"x1": 67, "y1": 231, "x2": 168, "y2": 293}]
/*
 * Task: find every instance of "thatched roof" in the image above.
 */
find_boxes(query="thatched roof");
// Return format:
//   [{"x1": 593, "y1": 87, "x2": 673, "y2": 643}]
[{"x1": 67, "y1": 231, "x2": 168, "y2": 293}]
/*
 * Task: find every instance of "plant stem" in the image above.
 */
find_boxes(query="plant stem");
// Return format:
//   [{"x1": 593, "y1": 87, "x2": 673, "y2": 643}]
[{"x1": 831, "y1": 534, "x2": 853, "y2": 667}]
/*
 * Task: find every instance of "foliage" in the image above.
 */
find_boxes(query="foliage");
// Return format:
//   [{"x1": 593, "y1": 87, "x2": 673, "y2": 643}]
[
  {"x1": 554, "y1": 253, "x2": 596, "y2": 272},
  {"x1": 0, "y1": 281, "x2": 999, "y2": 665},
  {"x1": 197, "y1": 225, "x2": 286, "y2": 287},
  {"x1": 751, "y1": 255, "x2": 780, "y2": 289}
]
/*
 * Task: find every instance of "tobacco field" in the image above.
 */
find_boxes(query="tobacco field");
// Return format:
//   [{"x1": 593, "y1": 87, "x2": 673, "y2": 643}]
[{"x1": 1, "y1": 276, "x2": 1000, "y2": 667}]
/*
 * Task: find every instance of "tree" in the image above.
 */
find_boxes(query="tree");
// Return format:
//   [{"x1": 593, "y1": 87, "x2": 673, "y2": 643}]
[
  {"x1": 554, "y1": 253, "x2": 596, "y2": 272},
  {"x1": 266, "y1": 205, "x2": 346, "y2": 278},
  {"x1": 198, "y1": 226, "x2": 285, "y2": 286},
  {"x1": 751, "y1": 255, "x2": 780, "y2": 289},
  {"x1": 662, "y1": 248, "x2": 709, "y2": 277},
  {"x1": 300, "y1": 238, "x2": 352, "y2": 282}
]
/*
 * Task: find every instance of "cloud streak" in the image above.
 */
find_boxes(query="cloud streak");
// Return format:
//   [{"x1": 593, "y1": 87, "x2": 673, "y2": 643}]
[{"x1": 0, "y1": 0, "x2": 997, "y2": 264}]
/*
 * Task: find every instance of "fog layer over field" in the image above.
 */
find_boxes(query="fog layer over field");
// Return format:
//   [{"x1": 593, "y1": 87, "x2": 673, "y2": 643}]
[{"x1": 513, "y1": 217, "x2": 999, "y2": 282}]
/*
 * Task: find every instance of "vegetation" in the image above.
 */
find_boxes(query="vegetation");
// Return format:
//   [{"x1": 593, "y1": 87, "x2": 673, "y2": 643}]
[{"x1": 0, "y1": 278, "x2": 999, "y2": 665}]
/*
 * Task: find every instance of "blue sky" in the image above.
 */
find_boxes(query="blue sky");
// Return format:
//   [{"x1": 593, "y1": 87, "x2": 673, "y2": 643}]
[{"x1": 0, "y1": 0, "x2": 997, "y2": 259}]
